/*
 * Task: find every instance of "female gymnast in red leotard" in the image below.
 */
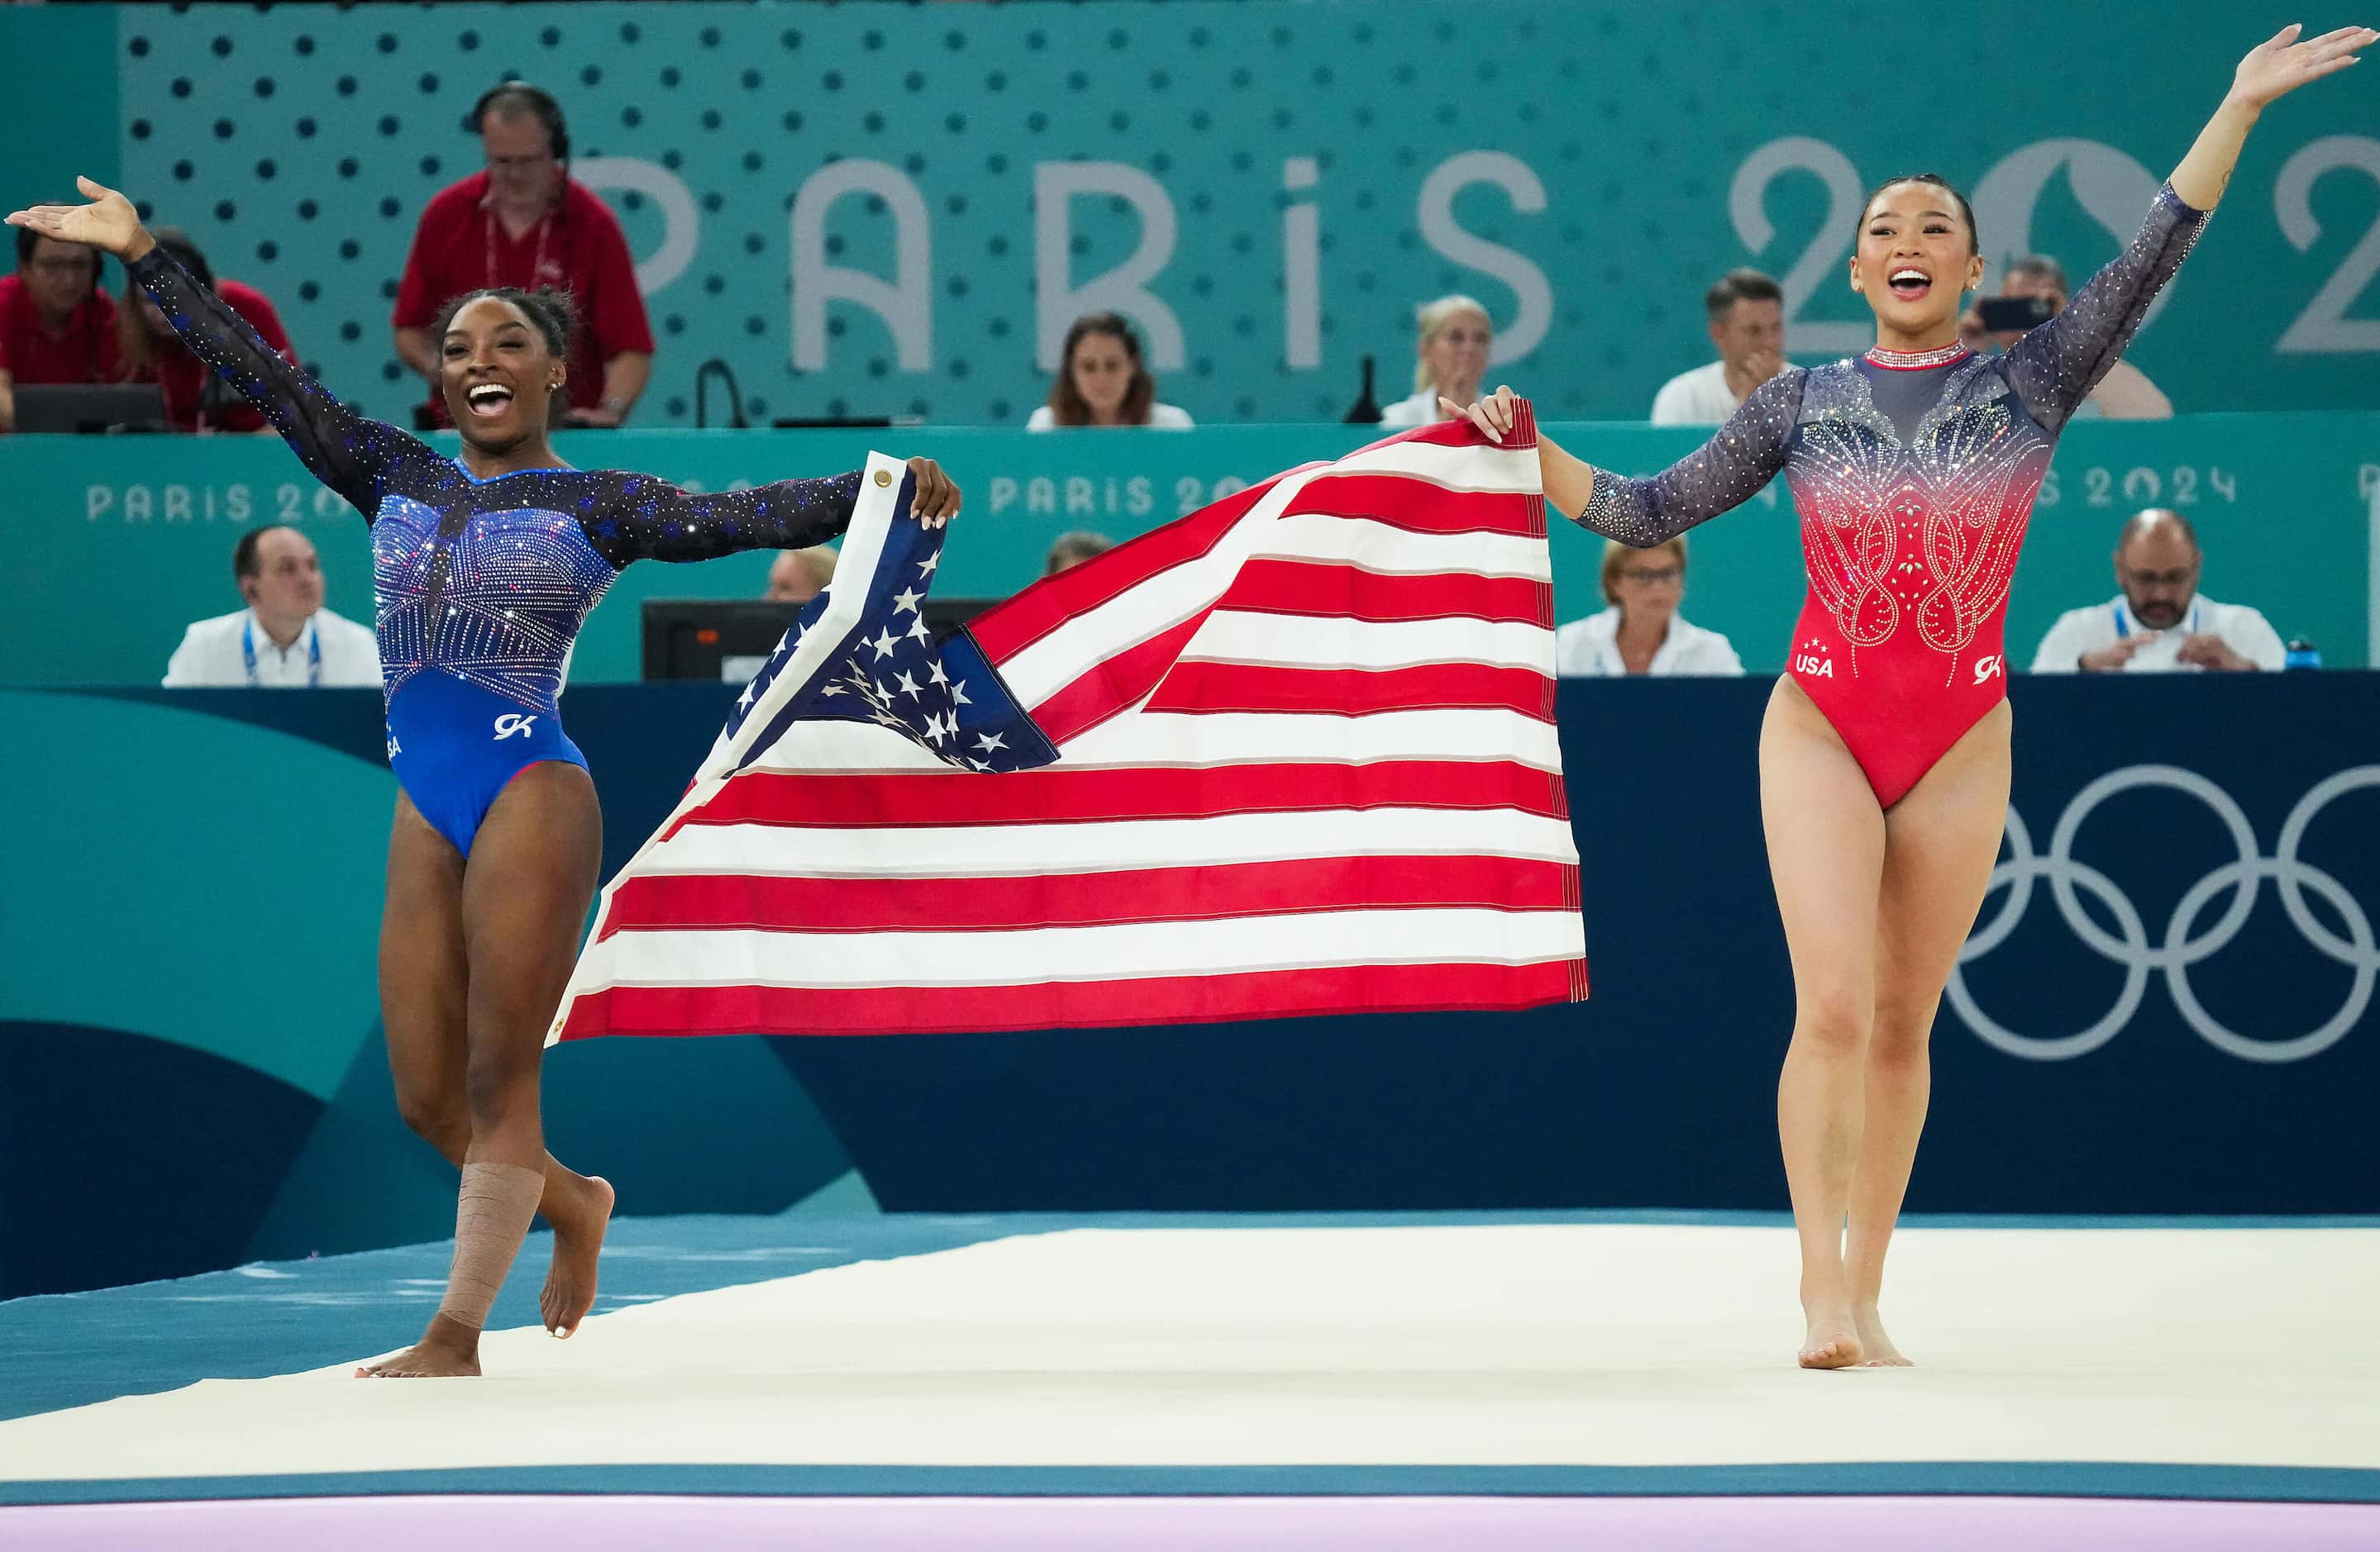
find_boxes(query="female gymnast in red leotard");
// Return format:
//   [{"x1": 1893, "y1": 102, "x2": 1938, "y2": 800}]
[{"x1": 1452, "y1": 23, "x2": 2373, "y2": 1368}]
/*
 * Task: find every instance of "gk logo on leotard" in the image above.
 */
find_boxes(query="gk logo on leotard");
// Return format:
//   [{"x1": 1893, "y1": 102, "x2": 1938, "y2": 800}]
[
  {"x1": 492, "y1": 714, "x2": 538, "y2": 740},
  {"x1": 1947, "y1": 764, "x2": 2380, "y2": 1064},
  {"x1": 1972, "y1": 655, "x2": 2004, "y2": 684}
]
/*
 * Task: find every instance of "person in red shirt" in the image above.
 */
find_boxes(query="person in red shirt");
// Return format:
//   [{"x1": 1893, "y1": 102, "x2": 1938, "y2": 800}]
[
  {"x1": 391, "y1": 83, "x2": 654, "y2": 429},
  {"x1": 117, "y1": 227, "x2": 296, "y2": 433},
  {"x1": 0, "y1": 224, "x2": 122, "y2": 431}
]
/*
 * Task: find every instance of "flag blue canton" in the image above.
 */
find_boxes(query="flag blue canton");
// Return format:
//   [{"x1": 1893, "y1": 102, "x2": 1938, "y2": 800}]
[{"x1": 720, "y1": 470, "x2": 1057, "y2": 776}]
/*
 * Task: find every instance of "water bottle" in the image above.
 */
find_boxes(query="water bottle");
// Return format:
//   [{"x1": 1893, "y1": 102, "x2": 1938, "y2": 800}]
[
  {"x1": 2284, "y1": 637, "x2": 2321, "y2": 671},
  {"x1": 1343, "y1": 355, "x2": 1380, "y2": 424}
]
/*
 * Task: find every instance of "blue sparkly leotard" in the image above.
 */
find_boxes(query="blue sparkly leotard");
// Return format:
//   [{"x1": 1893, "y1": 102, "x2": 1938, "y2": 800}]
[
  {"x1": 132, "y1": 247, "x2": 864, "y2": 856},
  {"x1": 1573, "y1": 186, "x2": 2208, "y2": 807}
]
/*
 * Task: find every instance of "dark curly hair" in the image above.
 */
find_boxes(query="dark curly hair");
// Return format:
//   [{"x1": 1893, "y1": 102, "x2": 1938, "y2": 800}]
[{"x1": 430, "y1": 285, "x2": 579, "y2": 358}]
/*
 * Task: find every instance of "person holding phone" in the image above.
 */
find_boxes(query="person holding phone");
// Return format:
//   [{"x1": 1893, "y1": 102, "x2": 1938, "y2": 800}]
[
  {"x1": 1443, "y1": 22, "x2": 2371, "y2": 1369},
  {"x1": 1961, "y1": 256, "x2": 2174, "y2": 417}
]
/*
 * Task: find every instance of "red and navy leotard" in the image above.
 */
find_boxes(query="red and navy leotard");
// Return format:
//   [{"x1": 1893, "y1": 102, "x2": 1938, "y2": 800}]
[
  {"x1": 131, "y1": 246, "x2": 863, "y2": 855},
  {"x1": 1576, "y1": 186, "x2": 2208, "y2": 807}
]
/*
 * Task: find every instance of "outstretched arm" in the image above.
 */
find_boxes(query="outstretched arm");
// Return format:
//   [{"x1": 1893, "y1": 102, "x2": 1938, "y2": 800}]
[
  {"x1": 2008, "y1": 24, "x2": 2373, "y2": 429},
  {"x1": 589, "y1": 457, "x2": 963, "y2": 567},
  {"x1": 7, "y1": 177, "x2": 429, "y2": 516},
  {"x1": 1448, "y1": 378, "x2": 1802, "y2": 547}
]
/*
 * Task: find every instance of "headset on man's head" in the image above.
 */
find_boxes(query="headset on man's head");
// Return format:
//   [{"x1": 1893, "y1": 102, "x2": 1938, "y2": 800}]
[{"x1": 468, "y1": 80, "x2": 570, "y2": 167}]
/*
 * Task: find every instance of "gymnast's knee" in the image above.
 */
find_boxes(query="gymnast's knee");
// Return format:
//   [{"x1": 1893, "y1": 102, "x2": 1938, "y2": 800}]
[
  {"x1": 393, "y1": 1082, "x2": 468, "y2": 1154},
  {"x1": 1791, "y1": 993, "x2": 1872, "y2": 1057},
  {"x1": 1866, "y1": 1006, "x2": 1936, "y2": 1073},
  {"x1": 463, "y1": 1041, "x2": 543, "y2": 1131}
]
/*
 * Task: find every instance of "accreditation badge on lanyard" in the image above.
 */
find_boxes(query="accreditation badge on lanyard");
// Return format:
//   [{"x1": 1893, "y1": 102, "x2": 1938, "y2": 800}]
[
  {"x1": 485, "y1": 205, "x2": 563, "y2": 291},
  {"x1": 244, "y1": 617, "x2": 322, "y2": 688}
]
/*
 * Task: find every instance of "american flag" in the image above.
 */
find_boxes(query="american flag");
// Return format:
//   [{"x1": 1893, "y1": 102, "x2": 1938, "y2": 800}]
[{"x1": 550, "y1": 407, "x2": 1586, "y2": 1042}]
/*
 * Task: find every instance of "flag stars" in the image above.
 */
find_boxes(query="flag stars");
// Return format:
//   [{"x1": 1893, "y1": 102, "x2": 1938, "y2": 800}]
[
  {"x1": 918, "y1": 551, "x2": 940, "y2": 576},
  {"x1": 974, "y1": 731, "x2": 1006, "y2": 753},
  {"x1": 894, "y1": 669, "x2": 923, "y2": 699},
  {"x1": 891, "y1": 586, "x2": 923, "y2": 614},
  {"x1": 867, "y1": 626, "x2": 900, "y2": 659}
]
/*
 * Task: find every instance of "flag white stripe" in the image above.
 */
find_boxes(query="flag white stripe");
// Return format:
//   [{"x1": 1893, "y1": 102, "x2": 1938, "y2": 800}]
[
  {"x1": 1053, "y1": 708, "x2": 1565, "y2": 773},
  {"x1": 1247, "y1": 515, "x2": 1551, "y2": 581},
  {"x1": 1309, "y1": 437, "x2": 1543, "y2": 494},
  {"x1": 647, "y1": 805, "x2": 1577, "y2": 878},
  {"x1": 575, "y1": 907, "x2": 1587, "y2": 991},
  {"x1": 731, "y1": 708, "x2": 1567, "y2": 777},
  {"x1": 1183, "y1": 612, "x2": 1556, "y2": 674}
]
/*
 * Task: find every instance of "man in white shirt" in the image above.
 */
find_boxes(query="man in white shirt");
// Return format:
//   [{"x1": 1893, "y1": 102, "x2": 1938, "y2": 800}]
[
  {"x1": 2030, "y1": 508, "x2": 2284, "y2": 674},
  {"x1": 1648, "y1": 269, "x2": 1788, "y2": 425},
  {"x1": 163, "y1": 525, "x2": 382, "y2": 688}
]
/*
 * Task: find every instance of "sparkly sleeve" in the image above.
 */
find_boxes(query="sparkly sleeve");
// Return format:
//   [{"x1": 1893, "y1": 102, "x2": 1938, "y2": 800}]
[
  {"x1": 1576, "y1": 366, "x2": 1803, "y2": 545},
  {"x1": 129, "y1": 246, "x2": 417, "y2": 517},
  {"x1": 2005, "y1": 184, "x2": 2208, "y2": 432},
  {"x1": 586, "y1": 469, "x2": 866, "y2": 568}
]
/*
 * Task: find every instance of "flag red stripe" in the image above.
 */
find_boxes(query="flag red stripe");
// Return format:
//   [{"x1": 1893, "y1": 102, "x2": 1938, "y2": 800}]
[
  {"x1": 603, "y1": 855, "x2": 1581, "y2": 935},
  {"x1": 1024, "y1": 610, "x2": 1215, "y2": 745},
  {"x1": 1145, "y1": 660, "x2": 1556, "y2": 720},
  {"x1": 1278, "y1": 474, "x2": 1544, "y2": 538},
  {"x1": 557, "y1": 957, "x2": 1586, "y2": 1040},
  {"x1": 680, "y1": 759, "x2": 1568, "y2": 829},
  {"x1": 1220, "y1": 559, "x2": 1552, "y2": 625},
  {"x1": 968, "y1": 477, "x2": 1286, "y2": 664}
]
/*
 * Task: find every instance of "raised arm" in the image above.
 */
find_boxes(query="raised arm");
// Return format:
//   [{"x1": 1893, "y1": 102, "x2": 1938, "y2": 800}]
[
  {"x1": 2006, "y1": 24, "x2": 2373, "y2": 429},
  {"x1": 7, "y1": 178, "x2": 427, "y2": 515},
  {"x1": 587, "y1": 457, "x2": 962, "y2": 568}
]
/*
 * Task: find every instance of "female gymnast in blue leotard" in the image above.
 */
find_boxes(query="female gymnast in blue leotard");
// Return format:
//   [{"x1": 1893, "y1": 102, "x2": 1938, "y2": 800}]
[{"x1": 9, "y1": 179, "x2": 963, "y2": 1378}]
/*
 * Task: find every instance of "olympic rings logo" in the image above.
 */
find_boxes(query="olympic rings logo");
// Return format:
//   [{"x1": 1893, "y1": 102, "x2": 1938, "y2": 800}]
[{"x1": 1946, "y1": 764, "x2": 2380, "y2": 1064}]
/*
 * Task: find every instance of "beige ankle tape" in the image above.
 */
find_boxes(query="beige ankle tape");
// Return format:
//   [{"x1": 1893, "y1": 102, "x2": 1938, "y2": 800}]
[{"x1": 436, "y1": 1161, "x2": 546, "y2": 1331}]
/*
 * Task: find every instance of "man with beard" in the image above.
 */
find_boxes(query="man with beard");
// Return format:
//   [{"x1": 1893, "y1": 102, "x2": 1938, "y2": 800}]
[{"x1": 2030, "y1": 507, "x2": 2284, "y2": 673}]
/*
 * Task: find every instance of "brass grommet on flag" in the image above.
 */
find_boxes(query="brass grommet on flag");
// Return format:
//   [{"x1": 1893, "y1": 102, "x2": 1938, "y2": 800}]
[{"x1": 874, "y1": 469, "x2": 894, "y2": 487}]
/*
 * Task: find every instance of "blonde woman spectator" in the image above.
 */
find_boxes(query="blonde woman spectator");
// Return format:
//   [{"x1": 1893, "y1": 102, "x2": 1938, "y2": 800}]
[
  {"x1": 1553, "y1": 537, "x2": 1743, "y2": 677},
  {"x1": 764, "y1": 545, "x2": 838, "y2": 605},
  {"x1": 1026, "y1": 312, "x2": 1193, "y2": 430},
  {"x1": 1377, "y1": 295, "x2": 1490, "y2": 427}
]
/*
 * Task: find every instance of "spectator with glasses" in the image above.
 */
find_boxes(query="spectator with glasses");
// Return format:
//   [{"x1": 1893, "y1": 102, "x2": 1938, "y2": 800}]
[
  {"x1": 1554, "y1": 536, "x2": 1744, "y2": 677},
  {"x1": 0, "y1": 222, "x2": 121, "y2": 431},
  {"x1": 392, "y1": 82, "x2": 653, "y2": 429},
  {"x1": 2030, "y1": 507, "x2": 2282, "y2": 673}
]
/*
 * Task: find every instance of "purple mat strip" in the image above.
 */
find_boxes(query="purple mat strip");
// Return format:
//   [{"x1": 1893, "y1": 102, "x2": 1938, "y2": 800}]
[{"x1": 6, "y1": 1495, "x2": 2377, "y2": 1550}]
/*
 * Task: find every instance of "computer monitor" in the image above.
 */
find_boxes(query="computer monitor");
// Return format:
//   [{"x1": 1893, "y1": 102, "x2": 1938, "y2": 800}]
[
  {"x1": 12, "y1": 383, "x2": 169, "y2": 434},
  {"x1": 641, "y1": 595, "x2": 1004, "y2": 681}
]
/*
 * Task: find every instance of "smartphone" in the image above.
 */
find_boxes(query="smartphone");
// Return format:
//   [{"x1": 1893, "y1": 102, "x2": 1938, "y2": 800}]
[{"x1": 1977, "y1": 295, "x2": 2058, "y2": 334}]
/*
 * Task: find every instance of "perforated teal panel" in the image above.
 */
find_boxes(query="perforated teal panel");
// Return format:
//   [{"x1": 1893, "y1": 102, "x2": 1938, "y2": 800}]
[{"x1": 103, "y1": 2, "x2": 2380, "y2": 424}]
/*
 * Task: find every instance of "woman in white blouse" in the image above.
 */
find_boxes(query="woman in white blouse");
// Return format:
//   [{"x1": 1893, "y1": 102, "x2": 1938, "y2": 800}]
[
  {"x1": 1554, "y1": 537, "x2": 1744, "y2": 677},
  {"x1": 1025, "y1": 312, "x2": 1194, "y2": 430},
  {"x1": 1376, "y1": 295, "x2": 1490, "y2": 427}
]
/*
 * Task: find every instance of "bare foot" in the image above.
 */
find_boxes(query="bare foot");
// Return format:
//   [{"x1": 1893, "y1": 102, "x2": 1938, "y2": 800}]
[
  {"x1": 1798, "y1": 1299, "x2": 1864, "y2": 1370},
  {"x1": 1852, "y1": 1302, "x2": 1912, "y2": 1367},
  {"x1": 355, "y1": 1313, "x2": 480, "y2": 1378},
  {"x1": 541, "y1": 1173, "x2": 614, "y2": 1339}
]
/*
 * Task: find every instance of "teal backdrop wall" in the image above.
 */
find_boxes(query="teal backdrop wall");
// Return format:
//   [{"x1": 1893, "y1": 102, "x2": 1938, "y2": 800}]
[
  {"x1": 3, "y1": 414, "x2": 2375, "y2": 684},
  {"x1": 0, "y1": 1, "x2": 2373, "y2": 426}
]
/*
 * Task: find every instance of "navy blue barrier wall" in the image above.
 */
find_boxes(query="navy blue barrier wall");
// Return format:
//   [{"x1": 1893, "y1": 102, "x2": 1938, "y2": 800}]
[
  {"x1": 785, "y1": 674, "x2": 2380, "y2": 1217},
  {"x1": 4, "y1": 676, "x2": 2375, "y2": 1296}
]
